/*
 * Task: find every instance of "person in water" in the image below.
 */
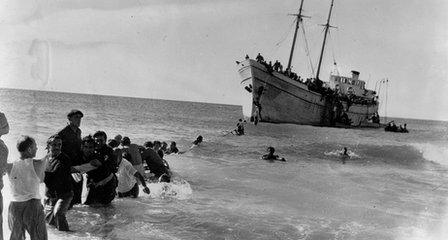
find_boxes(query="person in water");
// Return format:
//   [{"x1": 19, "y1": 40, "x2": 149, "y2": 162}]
[
  {"x1": 161, "y1": 142, "x2": 168, "y2": 153},
  {"x1": 57, "y1": 109, "x2": 84, "y2": 207},
  {"x1": 166, "y1": 141, "x2": 179, "y2": 154},
  {"x1": 6, "y1": 136, "x2": 48, "y2": 240},
  {"x1": 141, "y1": 141, "x2": 171, "y2": 182},
  {"x1": 262, "y1": 147, "x2": 286, "y2": 161},
  {"x1": 340, "y1": 147, "x2": 350, "y2": 164},
  {"x1": 153, "y1": 141, "x2": 164, "y2": 159},
  {"x1": 121, "y1": 137, "x2": 145, "y2": 180},
  {"x1": 116, "y1": 152, "x2": 150, "y2": 198},
  {"x1": 235, "y1": 119, "x2": 245, "y2": 136},
  {"x1": 84, "y1": 131, "x2": 118, "y2": 206},
  {"x1": 193, "y1": 135, "x2": 203, "y2": 146},
  {"x1": 0, "y1": 111, "x2": 9, "y2": 240},
  {"x1": 43, "y1": 135, "x2": 74, "y2": 231}
]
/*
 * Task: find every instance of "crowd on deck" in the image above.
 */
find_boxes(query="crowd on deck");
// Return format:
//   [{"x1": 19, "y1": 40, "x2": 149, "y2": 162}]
[
  {"x1": 0, "y1": 109, "x2": 199, "y2": 239},
  {"x1": 251, "y1": 53, "x2": 307, "y2": 84},
  {"x1": 245, "y1": 53, "x2": 378, "y2": 107}
]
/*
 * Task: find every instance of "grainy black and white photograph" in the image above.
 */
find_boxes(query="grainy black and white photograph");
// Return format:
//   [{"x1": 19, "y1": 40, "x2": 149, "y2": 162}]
[{"x1": 0, "y1": 0, "x2": 447, "y2": 239}]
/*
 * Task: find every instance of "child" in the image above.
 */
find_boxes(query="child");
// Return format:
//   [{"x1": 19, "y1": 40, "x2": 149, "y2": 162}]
[{"x1": 6, "y1": 136, "x2": 48, "y2": 240}]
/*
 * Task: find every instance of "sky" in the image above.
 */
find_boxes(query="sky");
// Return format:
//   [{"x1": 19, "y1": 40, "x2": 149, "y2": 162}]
[{"x1": 0, "y1": 0, "x2": 447, "y2": 121}]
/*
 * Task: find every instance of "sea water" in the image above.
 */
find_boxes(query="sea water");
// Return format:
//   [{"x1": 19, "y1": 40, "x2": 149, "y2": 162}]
[{"x1": 1, "y1": 88, "x2": 447, "y2": 240}]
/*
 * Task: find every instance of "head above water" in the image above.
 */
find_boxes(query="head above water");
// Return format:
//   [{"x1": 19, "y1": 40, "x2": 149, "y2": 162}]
[
  {"x1": 121, "y1": 136, "x2": 131, "y2": 146},
  {"x1": 108, "y1": 139, "x2": 119, "y2": 148},
  {"x1": 267, "y1": 146, "x2": 275, "y2": 154},
  {"x1": 153, "y1": 141, "x2": 161, "y2": 149},
  {"x1": 114, "y1": 134, "x2": 123, "y2": 143},
  {"x1": 144, "y1": 141, "x2": 153, "y2": 149}
]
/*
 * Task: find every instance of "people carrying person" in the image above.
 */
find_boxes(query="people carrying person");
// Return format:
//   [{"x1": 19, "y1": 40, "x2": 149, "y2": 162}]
[
  {"x1": 73, "y1": 135, "x2": 102, "y2": 174},
  {"x1": 121, "y1": 137, "x2": 145, "y2": 179},
  {"x1": 0, "y1": 111, "x2": 9, "y2": 240},
  {"x1": 84, "y1": 131, "x2": 118, "y2": 206},
  {"x1": 262, "y1": 146, "x2": 286, "y2": 161},
  {"x1": 116, "y1": 152, "x2": 150, "y2": 198},
  {"x1": 43, "y1": 135, "x2": 74, "y2": 231},
  {"x1": 141, "y1": 141, "x2": 171, "y2": 183},
  {"x1": 166, "y1": 141, "x2": 179, "y2": 154},
  {"x1": 5, "y1": 136, "x2": 48, "y2": 240},
  {"x1": 57, "y1": 109, "x2": 84, "y2": 207}
]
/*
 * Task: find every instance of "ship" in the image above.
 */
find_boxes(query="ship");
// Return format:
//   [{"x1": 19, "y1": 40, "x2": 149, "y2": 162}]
[{"x1": 237, "y1": 0, "x2": 380, "y2": 127}]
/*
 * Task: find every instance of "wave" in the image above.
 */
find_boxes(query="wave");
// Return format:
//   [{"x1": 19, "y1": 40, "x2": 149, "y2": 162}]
[
  {"x1": 410, "y1": 143, "x2": 448, "y2": 167},
  {"x1": 324, "y1": 149, "x2": 360, "y2": 158}
]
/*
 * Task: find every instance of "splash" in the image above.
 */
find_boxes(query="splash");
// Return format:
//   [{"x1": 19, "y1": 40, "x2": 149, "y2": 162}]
[
  {"x1": 324, "y1": 149, "x2": 360, "y2": 158},
  {"x1": 148, "y1": 177, "x2": 193, "y2": 200},
  {"x1": 411, "y1": 143, "x2": 448, "y2": 166}
]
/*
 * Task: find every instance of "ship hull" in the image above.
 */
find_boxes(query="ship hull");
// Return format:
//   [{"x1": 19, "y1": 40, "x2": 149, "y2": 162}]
[{"x1": 238, "y1": 59, "x2": 379, "y2": 127}]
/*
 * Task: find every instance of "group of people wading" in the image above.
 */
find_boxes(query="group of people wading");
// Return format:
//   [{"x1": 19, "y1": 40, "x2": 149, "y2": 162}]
[{"x1": 0, "y1": 109, "x2": 183, "y2": 239}]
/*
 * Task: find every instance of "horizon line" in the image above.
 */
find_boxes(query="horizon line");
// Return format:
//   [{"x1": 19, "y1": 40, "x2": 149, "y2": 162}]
[{"x1": 0, "y1": 87, "x2": 242, "y2": 108}]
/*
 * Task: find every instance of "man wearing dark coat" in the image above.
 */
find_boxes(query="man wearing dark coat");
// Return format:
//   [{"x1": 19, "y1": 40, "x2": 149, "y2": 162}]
[{"x1": 57, "y1": 109, "x2": 83, "y2": 207}]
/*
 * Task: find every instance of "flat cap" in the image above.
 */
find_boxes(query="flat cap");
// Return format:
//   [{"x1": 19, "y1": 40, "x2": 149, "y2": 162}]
[{"x1": 67, "y1": 109, "x2": 84, "y2": 118}]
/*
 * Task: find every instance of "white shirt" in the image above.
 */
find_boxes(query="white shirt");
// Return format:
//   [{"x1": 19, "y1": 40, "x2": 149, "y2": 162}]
[
  {"x1": 116, "y1": 158, "x2": 137, "y2": 193},
  {"x1": 8, "y1": 158, "x2": 41, "y2": 202}
]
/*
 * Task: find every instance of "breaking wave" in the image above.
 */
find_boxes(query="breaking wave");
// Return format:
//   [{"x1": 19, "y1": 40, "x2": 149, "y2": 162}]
[{"x1": 410, "y1": 143, "x2": 448, "y2": 166}]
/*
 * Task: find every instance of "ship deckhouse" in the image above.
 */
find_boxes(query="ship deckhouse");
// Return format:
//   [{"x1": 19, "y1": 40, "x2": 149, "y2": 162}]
[{"x1": 329, "y1": 71, "x2": 375, "y2": 98}]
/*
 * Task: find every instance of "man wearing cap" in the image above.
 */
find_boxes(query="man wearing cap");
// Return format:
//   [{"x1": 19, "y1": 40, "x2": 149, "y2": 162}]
[
  {"x1": 57, "y1": 109, "x2": 84, "y2": 207},
  {"x1": 0, "y1": 111, "x2": 10, "y2": 240}
]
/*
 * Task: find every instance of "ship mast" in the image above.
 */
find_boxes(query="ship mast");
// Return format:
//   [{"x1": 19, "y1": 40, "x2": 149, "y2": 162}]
[
  {"x1": 286, "y1": 0, "x2": 306, "y2": 71},
  {"x1": 315, "y1": 0, "x2": 335, "y2": 80}
]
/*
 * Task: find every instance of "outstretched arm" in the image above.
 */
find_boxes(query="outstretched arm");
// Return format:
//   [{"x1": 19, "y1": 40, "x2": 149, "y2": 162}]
[
  {"x1": 73, "y1": 159, "x2": 102, "y2": 173},
  {"x1": 33, "y1": 155, "x2": 50, "y2": 182}
]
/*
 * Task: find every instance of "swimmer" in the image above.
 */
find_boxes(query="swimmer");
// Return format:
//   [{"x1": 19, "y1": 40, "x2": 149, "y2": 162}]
[
  {"x1": 193, "y1": 135, "x2": 203, "y2": 146},
  {"x1": 262, "y1": 147, "x2": 286, "y2": 161},
  {"x1": 340, "y1": 147, "x2": 350, "y2": 164},
  {"x1": 234, "y1": 119, "x2": 245, "y2": 135}
]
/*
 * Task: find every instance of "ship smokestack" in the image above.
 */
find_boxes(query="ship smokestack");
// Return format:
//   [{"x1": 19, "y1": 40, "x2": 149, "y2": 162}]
[{"x1": 351, "y1": 70, "x2": 360, "y2": 80}]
